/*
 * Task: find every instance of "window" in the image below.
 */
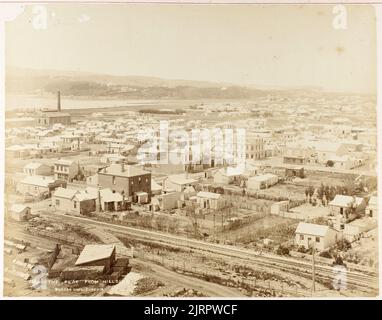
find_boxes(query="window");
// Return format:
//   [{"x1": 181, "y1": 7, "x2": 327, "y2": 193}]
[
  {"x1": 74, "y1": 201, "x2": 77, "y2": 209},
  {"x1": 300, "y1": 235, "x2": 304, "y2": 240},
  {"x1": 369, "y1": 210, "x2": 373, "y2": 217},
  {"x1": 55, "y1": 199, "x2": 60, "y2": 206},
  {"x1": 315, "y1": 237, "x2": 320, "y2": 243},
  {"x1": 112, "y1": 176, "x2": 116, "y2": 185}
]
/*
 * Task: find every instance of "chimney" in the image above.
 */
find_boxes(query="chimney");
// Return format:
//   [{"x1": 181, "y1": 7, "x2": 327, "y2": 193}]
[{"x1": 57, "y1": 91, "x2": 61, "y2": 112}]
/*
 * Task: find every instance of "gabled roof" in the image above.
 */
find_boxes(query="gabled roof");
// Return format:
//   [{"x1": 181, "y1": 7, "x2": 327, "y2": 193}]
[
  {"x1": 100, "y1": 188, "x2": 123, "y2": 202},
  {"x1": 75, "y1": 244, "x2": 115, "y2": 266},
  {"x1": 295, "y1": 222, "x2": 330, "y2": 237},
  {"x1": 197, "y1": 191, "x2": 221, "y2": 199},
  {"x1": 19, "y1": 175, "x2": 55, "y2": 187},
  {"x1": 53, "y1": 187, "x2": 78, "y2": 199},
  {"x1": 329, "y1": 195, "x2": 364, "y2": 208},
  {"x1": 24, "y1": 162, "x2": 48, "y2": 170},
  {"x1": 10, "y1": 204, "x2": 29, "y2": 213},
  {"x1": 249, "y1": 173, "x2": 278, "y2": 182},
  {"x1": 167, "y1": 174, "x2": 197, "y2": 185}
]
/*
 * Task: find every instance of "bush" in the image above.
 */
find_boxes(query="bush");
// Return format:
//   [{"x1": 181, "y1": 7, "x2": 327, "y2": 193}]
[
  {"x1": 319, "y1": 251, "x2": 332, "y2": 259},
  {"x1": 297, "y1": 246, "x2": 308, "y2": 253},
  {"x1": 276, "y1": 245, "x2": 290, "y2": 256},
  {"x1": 335, "y1": 239, "x2": 351, "y2": 251}
]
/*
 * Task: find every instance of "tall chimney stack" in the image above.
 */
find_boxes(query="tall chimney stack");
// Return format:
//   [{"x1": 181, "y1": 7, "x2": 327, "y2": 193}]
[{"x1": 57, "y1": 91, "x2": 61, "y2": 112}]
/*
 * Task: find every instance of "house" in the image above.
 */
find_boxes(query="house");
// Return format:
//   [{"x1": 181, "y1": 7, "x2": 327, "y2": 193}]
[
  {"x1": 5, "y1": 145, "x2": 31, "y2": 159},
  {"x1": 270, "y1": 201, "x2": 289, "y2": 215},
  {"x1": 247, "y1": 174, "x2": 278, "y2": 191},
  {"x1": 310, "y1": 141, "x2": 348, "y2": 165},
  {"x1": 75, "y1": 244, "x2": 116, "y2": 273},
  {"x1": 54, "y1": 159, "x2": 80, "y2": 182},
  {"x1": 97, "y1": 163, "x2": 151, "y2": 203},
  {"x1": 35, "y1": 111, "x2": 71, "y2": 126},
  {"x1": 97, "y1": 188, "x2": 130, "y2": 211},
  {"x1": 245, "y1": 136, "x2": 265, "y2": 160},
  {"x1": 23, "y1": 162, "x2": 52, "y2": 176},
  {"x1": 344, "y1": 218, "x2": 377, "y2": 241},
  {"x1": 163, "y1": 174, "x2": 198, "y2": 192},
  {"x1": 196, "y1": 191, "x2": 225, "y2": 210},
  {"x1": 16, "y1": 176, "x2": 65, "y2": 197},
  {"x1": 71, "y1": 140, "x2": 89, "y2": 152},
  {"x1": 295, "y1": 222, "x2": 340, "y2": 251},
  {"x1": 9, "y1": 204, "x2": 31, "y2": 221},
  {"x1": 52, "y1": 187, "x2": 97, "y2": 215},
  {"x1": 149, "y1": 192, "x2": 181, "y2": 211},
  {"x1": 365, "y1": 196, "x2": 377, "y2": 219},
  {"x1": 285, "y1": 165, "x2": 304, "y2": 178},
  {"x1": 329, "y1": 195, "x2": 366, "y2": 217},
  {"x1": 283, "y1": 142, "x2": 315, "y2": 165},
  {"x1": 151, "y1": 179, "x2": 162, "y2": 196},
  {"x1": 213, "y1": 167, "x2": 242, "y2": 185}
]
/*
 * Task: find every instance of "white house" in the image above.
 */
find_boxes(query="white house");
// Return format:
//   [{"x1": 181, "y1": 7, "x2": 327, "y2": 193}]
[
  {"x1": 196, "y1": 191, "x2": 225, "y2": 210},
  {"x1": 329, "y1": 195, "x2": 366, "y2": 217},
  {"x1": 213, "y1": 167, "x2": 242, "y2": 185},
  {"x1": 163, "y1": 174, "x2": 198, "y2": 192},
  {"x1": 295, "y1": 222, "x2": 340, "y2": 251},
  {"x1": 23, "y1": 162, "x2": 52, "y2": 176},
  {"x1": 247, "y1": 173, "x2": 278, "y2": 191},
  {"x1": 16, "y1": 175, "x2": 57, "y2": 197},
  {"x1": 9, "y1": 204, "x2": 31, "y2": 221}
]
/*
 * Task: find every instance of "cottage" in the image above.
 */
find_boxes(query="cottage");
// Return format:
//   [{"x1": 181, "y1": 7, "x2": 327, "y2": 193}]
[
  {"x1": 329, "y1": 195, "x2": 366, "y2": 217},
  {"x1": 98, "y1": 188, "x2": 130, "y2": 211},
  {"x1": 9, "y1": 204, "x2": 31, "y2": 221},
  {"x1": 5, "y1": 145, "x2": 31, "y2": 159},
  {"x1": 247, "y1": 173, "x2": 278, "y2": 191},
  {"x1": 163, "y1": 174, "x2": 198, "y2": 192},
  {"x1": 196, "y1": 191, "x2": 225, "y2": 210},
  {"x1": 344, "y1": 218, "x2": 377, "y2": 242},
  {"x1": 52, "y1": 187, "x2": 97, "y2": 215},
  {"x1": 16, "y1": 175, "x2": 63, "y2": 197},
  {"x1": 213, "y1": 167, "x2": 242, "y2": 185},
  {"x1": 295, "y1": 222, "x2": 340, "y2": 251},
  {"x1": 285, "y1": 165, "x2": 304, "y2": 178},
  {"x1": 149, "y1": 192, "x2": 181, "y2": 211},
  {"x1": 23, "y1": 162, "x2": 52, "y2": 176}
]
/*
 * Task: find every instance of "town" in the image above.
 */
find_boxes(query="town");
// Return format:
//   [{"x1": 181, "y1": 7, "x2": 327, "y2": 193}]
[{"x1": 4, "y1": 89, "x2": 378, "y2": 297}]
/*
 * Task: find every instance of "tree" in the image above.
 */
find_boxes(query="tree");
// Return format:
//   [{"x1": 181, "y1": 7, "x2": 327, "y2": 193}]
[{"x1": 326, "y1": 160, "x2": 334, "y2": 167}]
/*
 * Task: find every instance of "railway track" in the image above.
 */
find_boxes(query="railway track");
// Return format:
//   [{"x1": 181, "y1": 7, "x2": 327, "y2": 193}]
[{"x1": 39, "y1": 211, "x2": 379, "y2": 294}]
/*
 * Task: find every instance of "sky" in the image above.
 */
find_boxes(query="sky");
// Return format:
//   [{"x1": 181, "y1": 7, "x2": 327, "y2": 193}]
[{"x1": 4, "y1": 4, "x2": 377, "y2": 93}]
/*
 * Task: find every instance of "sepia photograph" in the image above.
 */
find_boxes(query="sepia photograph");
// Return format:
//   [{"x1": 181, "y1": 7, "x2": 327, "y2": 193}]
[{"x1": 0, "y1": 1, "x2": 380, "y2": 300}]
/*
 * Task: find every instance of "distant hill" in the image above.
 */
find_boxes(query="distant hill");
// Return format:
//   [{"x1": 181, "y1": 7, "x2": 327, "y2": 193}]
[{"x1": 5, "y1": 66, "x2": 323, "y2": 99}]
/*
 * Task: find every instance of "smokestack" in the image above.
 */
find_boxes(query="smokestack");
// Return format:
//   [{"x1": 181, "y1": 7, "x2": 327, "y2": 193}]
[{"x1": 57, "y1": 91, "x2": 61, "y2": 112}]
